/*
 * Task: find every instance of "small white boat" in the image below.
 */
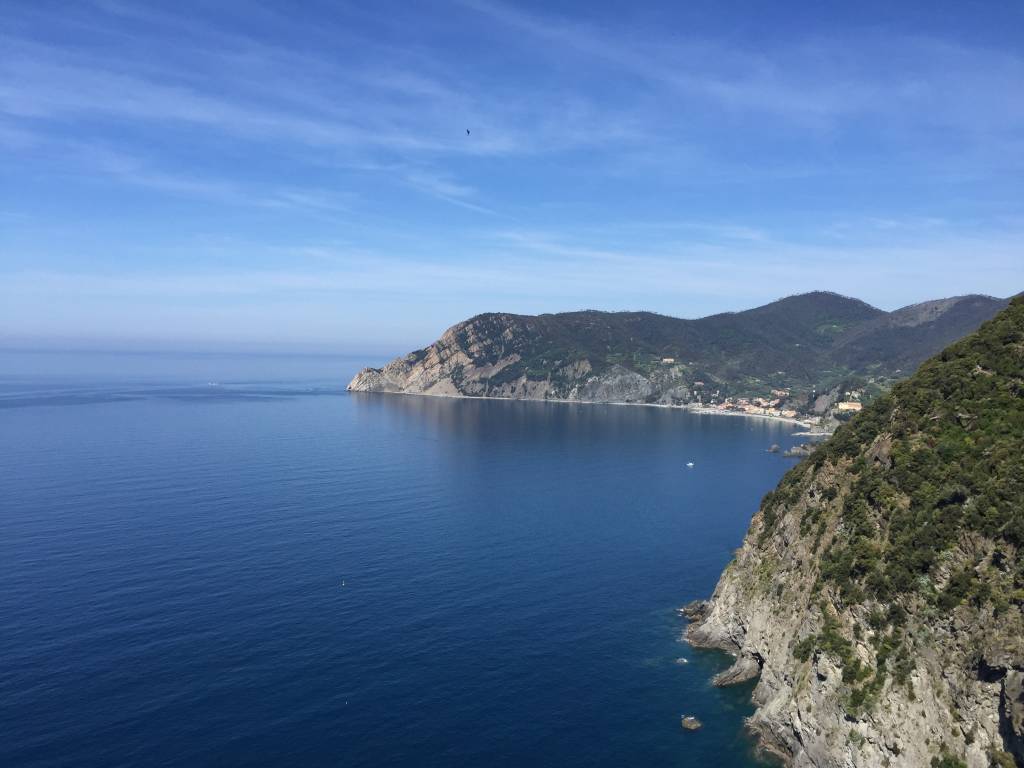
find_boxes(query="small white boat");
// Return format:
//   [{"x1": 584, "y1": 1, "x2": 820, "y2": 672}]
[{"x1": 686, "y1": 462, "x2": 694, "y2": 468}]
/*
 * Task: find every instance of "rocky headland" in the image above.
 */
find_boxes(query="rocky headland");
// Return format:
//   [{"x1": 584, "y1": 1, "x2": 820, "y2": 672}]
[
  {"x1": 685, "y1": 296, "x2": 1024, "y2": 768},
  {"x1": 347, "y1": 293, "x2": 1008, "y2": 424}
]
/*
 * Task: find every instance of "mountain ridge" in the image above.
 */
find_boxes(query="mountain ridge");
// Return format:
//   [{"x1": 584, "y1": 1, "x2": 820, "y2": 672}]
[{"x1": 348, "y1": 292, "x2": 1010, "y2": 420}]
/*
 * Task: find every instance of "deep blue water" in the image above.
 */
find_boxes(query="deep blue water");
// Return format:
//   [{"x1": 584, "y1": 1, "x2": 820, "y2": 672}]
[{"x1": 0, "y1": 352, "x2": 807, "y2": 767}]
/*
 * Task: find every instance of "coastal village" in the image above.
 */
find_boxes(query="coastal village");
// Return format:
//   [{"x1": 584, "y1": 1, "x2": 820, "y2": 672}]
[
  {"x1": 695, "y1": 388, "x2": 803, "y2": 420},
  {"x1": 656, "y1": 357, "x2": 866, "y2": 427},
  {"x1": 694, "y1": 389, "x2": 862, "y2": 423}
]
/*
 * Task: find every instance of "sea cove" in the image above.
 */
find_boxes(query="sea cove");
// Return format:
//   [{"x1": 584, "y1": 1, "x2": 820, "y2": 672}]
[{"x1": 0, "y1": 355, "x2": 806, "y2": 767}]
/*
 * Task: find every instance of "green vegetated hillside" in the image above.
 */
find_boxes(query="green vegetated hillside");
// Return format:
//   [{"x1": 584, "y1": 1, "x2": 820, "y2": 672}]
[
  {"x1": 457, "y1": 292, "x2": 894, "y2": 394},
  {"x1": 687, "y1": 295, "x2": 1024, "y2": 767},
  {"x1": 362, "y1": 292, "x2": 1008, "y2": 402},
  {"x1": 798, "y1": 299, "x2": 1024, "y2": 608}
]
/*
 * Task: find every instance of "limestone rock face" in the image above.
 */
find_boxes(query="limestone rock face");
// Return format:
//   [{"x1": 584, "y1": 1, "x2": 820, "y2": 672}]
[
  {"x1": 685, "y1": 297, "x2": 1024, "y2": 767},
  {"x1": 346, "y1": 295, "x2": 1010, "y2": 409},
  {"x1": 687, "y1": 488, "x2": 1024, "y2": 767},
  {"x1": 347, "y1": 314, "x2": 688, "y2": 405},
  {"x1": 681, "y1": 716, "x2": 704, "y2": 731}
]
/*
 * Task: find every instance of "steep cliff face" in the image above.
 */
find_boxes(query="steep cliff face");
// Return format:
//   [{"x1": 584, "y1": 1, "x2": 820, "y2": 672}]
[
  {"x1": 347, "y1": 293, "x2": 1008, "y2": 405},
  {"x1": 687, "y1": 296, "x2": 1024, "y2": 767},
  {"x1": 347, "y1": 312, "x2": 695, "y2": 404}
]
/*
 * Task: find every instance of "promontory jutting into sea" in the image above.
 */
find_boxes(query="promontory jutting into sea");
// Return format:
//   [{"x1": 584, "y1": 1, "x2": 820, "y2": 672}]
[
  {"x1": 345, "y1": 292, "x2": 1024, "y2": 766},
  {"x1": 347, "y1": 292, "x2": 1007, "y2": 430},
  {"x1": 4, "y1": 294, "x2": 1023, "y2": 767},
  {"x1": 3, "y1": 1, "x2": 1024, "y2": 766}
]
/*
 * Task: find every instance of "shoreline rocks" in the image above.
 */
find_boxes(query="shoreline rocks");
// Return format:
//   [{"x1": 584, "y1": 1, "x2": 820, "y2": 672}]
[
  {"x1": 678, "y1": 600, "x2": 709, "y2": 621},
  {"x1": 782, "y1": 443, "x2": 813, "y2": 458}
]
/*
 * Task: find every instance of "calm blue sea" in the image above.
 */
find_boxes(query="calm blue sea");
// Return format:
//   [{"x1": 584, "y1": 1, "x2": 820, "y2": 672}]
[{"x1": 0, "y1": 351, "x2": 807, "y2": 767}]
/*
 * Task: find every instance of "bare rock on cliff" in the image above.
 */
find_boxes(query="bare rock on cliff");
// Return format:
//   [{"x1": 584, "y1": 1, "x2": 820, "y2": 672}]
[
  {"x1": 345, "y1": 293, "x2": 1009, "y2": 408},
  {"x1": 685, "y1": 297, "x2": 1024, "y2": 767}
]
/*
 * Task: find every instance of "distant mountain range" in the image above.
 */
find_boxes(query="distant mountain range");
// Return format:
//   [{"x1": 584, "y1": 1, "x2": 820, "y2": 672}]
[{"x1": 347, "y1": 292, "x2": 1011, "y2": 415}]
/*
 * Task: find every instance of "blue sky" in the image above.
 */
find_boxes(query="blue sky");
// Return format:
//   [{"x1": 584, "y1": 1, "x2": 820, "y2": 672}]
[{"x1": 2, "y1": 0, "x2": 1022, "y2": 353}]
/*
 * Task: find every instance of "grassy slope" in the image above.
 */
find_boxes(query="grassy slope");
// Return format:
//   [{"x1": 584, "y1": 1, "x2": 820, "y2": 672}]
[
  {"x1": 476, "y1": 292, "x2": 880, "y2": 390},
  {"x1": 455, "y1": 292, "x2": 1005, "y2": 397}
]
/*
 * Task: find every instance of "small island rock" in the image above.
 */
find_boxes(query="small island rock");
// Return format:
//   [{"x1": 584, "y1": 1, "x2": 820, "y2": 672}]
[{"x1": 680, "y1": 716, "x2": 703, "y2": 731}]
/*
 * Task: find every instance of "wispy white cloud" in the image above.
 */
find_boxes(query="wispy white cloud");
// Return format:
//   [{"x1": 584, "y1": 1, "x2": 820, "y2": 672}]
[
  {"x1": 1, "y1": 25, "x2": 646, "y2": 215},
  {"x1": 3, "y1": 223, "x2": 1020, "y2": 338},
  {"x1": 0, "y1": 28, "x2": 638, "y2": 158},
  {"x1": 8, "y1": 136, "x2": 357, "y2": 215},
  {"x1": 460, "y1": 0, "x2": 1024, "y2": 140},
  {"x1": 401, "y1": 170, "x2": 501, "y2": 215},
  {"x1": 1, "y1": 1, "x2": 1021, "y2": 348}
]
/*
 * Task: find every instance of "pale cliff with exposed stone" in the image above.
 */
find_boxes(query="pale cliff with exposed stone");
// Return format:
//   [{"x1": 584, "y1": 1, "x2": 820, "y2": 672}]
[
  {"x1": 347, "y1": 312, "x2": 693, "y2": 405},
  {"x1": 685, "y1": 297, "x2": 1024, "y2": 768},
  {"x1": 346, "y1": 295, "x2": 1010, "y2": 408}
]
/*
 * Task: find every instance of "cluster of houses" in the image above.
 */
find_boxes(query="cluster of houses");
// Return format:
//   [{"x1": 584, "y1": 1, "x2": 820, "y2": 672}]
[
  {"x1": 834, "y1": 388, "x2": 864, "y2": 414},
  {"x1": 690, "y1": 384, "x2": 864, "y2": 423},
  {"x1": 710, "y1": 397, "x2": 802, "y2": 420},
  {"x1": 693, "y1": 387, "x2": 802, "y2": 420},
  {"x1": 656, "y1": 358, "x2": 866, "y2": 423}
]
